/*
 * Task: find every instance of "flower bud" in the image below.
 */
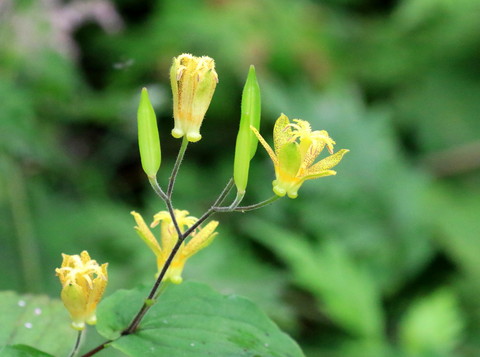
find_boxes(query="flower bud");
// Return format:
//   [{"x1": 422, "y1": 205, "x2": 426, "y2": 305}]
[
  {"x1": 233, "y1": 65, "x2": 261, "y2": 195},
  {"x1": 137, "y1": 88, "x2": 161, "y2": 178},
  {"x1": 170, "y1": 54, "x2": 218, "y2": 142}
]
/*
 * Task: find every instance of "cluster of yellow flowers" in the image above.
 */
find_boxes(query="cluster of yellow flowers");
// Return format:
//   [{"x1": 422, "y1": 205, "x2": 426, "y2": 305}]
[{"x1": 56, "y1": 53, "x2": 348, "y2": 330}]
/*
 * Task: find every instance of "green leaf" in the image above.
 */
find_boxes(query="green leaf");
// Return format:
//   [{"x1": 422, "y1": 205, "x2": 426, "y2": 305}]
[
  {"x1": 0, "y1": 291, "x2": 77, "y2": 356},
  {"x1": 96, "y1": 282, "x2": 304, "y2": 357},
  {"x1": 428, "y1": 184, "x2": 480, "y2": 279},
  {"x1": 0, "y1": 345, "x2": 53, "y2": 357}
]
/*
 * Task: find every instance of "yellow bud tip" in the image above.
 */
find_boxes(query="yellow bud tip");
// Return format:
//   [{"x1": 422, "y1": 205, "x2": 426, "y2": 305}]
[
  {"x1": 171, "y1": 128, "x2": 184, "y2": 138},
  {"x1": 170, "y1": 276, "x2": 183, "y2": 284},
  {"x1": 273, "y1": 185, "x2": 286, "y2": 197},
  {"x1": 86, "y1": 315, "x2": 97, "y2": 325},
  {"x1": 287, "y1": 191, "x2": 298, "y2": 199},
  {"x1": 72, "y1": 321, "x2": 86, "y2": 331},
  {"x1": 186, "y1": 132, "x2": 202, "y2": 142}
]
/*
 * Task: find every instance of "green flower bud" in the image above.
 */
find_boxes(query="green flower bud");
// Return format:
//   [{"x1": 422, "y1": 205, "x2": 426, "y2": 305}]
[
  {"x1": 137, "y1": 88, "x2": 161, "y2": 178},
  {"x1": 233, "y1": 65, "x2": 261, "y2": 195}
]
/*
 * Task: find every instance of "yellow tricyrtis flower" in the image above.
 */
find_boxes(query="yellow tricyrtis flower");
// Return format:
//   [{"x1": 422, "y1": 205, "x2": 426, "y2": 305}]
[
  {"x1": 55, "y1": 251, "x2": 108, "y2": 330},
  {"x1": 251, "y1": 114, "x2": 349, "y2": 199},
  {"x1": 131, "y1": 209, "x2": 219, "y2": 284},
  {"x1": 170, "y1": 53, "x2": 218, "y2": 143}
]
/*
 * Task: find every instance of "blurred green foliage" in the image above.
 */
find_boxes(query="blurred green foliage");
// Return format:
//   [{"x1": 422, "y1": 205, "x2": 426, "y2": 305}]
[{"x1": 1, "y1": 0, "x2": 480, "y2": 356}]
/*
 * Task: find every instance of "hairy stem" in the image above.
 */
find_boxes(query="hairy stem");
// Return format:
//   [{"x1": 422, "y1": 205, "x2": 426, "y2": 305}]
[
  {"x1": 216, "y1": 195, "x2": 280, "y2": 212},
  {"x1": 167, "y1": 137, "x2": 189, "y2": 198}
]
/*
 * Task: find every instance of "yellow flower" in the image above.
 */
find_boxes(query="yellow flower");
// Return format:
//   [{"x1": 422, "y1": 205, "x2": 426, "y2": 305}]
[
  {"x1": 170, "y1": 53, "x2": 218, "y2": 142},
  {"x1": 131, "y1": 209, "x2": 218, "y2": 284},
  {"x1": 55, "y1": 251, "x2": 108, "y2": 330},
  {"x1": 251, "y1": 114, "x2": 349, "y2": 199}
]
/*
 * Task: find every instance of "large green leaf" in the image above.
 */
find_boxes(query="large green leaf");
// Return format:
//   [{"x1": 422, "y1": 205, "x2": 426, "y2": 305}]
[
  {"x1": 0, "y1": 345, "x2": 53, "y2": 357},
  {"x1": 0, "y1": 291, "x2": 76, "y2": 356},
  {"x1": 96, "y1": 282, "x2": 304, "y2": 357}
]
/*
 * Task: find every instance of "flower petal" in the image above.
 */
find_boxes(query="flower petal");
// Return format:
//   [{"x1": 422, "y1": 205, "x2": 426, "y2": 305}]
[
  {"x1": 131, "y1": 211, "x2": 162, "y2": 256},
  {"x1": 278, "y1": 142, "x2": 301, "y2": 177},
  {"x1": 250, "y1": 125, "x2": 278, "y2": 166},
  {"x1": 305, "y1": 149, "x2": 349, "y2": 176},
  {"x1": 182, "y1": 220, "x2": 219, "y2": 259},
  {"x1": 273, "y1": 114, "x2": 292, "y2": 154},
  {"x1": 301, "y1": 170, "x2": 337, "y2": 181}
]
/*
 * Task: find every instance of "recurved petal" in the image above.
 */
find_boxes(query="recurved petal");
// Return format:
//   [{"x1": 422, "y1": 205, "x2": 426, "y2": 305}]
[
  {"x1": 60, "y1": 253, "x2": 76, "y2": 269},
  {"x1": 300, "y1": 138, "x2": 324, "y2": 169},
  {"x1": 250, "y1": 125, "x2": 278, "y2": 166},
  {"x1": 273, "y1": 114, "x2": 292, "y2": 154},
  {"x1": 305, "y1": 149, "x2": 349, "y2": 176},
  {"x1": 85, "y1": 263, "x2": 108, "y2": 325},
  {"x1": 151, "y1": 210, "x2": 172, "y2": 227},
  {"x1": 160, "y1": 220, "x2": 178, "y2": 255},
  {"x1": 131, "y1": 211, "x2": 162, "y2": 256},
  {"x1": 301, "y1": 170, "x2": 337, "y2": 182},
  {"x1": 80, "y1": 251, "x2": 91, "y2": 265},
  {"x1": 182, "y1": 220, "x2": 219, "y2": 259}
]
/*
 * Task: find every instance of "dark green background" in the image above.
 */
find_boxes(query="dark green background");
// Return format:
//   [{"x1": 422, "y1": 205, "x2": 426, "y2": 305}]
[{"x1": 1, "y1": 0, "x2": 480, "y2": 355}]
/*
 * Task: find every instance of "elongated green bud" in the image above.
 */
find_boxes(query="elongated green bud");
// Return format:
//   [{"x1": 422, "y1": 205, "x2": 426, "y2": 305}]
[
  {"x1": 233, "y1": 65, "x2": 261, "y2": 194},
  {"x1": 137, "y1": 88, "x2": 161, "y2": 178}
]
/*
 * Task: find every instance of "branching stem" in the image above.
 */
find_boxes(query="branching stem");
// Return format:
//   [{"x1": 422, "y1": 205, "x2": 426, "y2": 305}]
[{"x1": 80, "y1": 143, "x2": 281, "y2": 357}]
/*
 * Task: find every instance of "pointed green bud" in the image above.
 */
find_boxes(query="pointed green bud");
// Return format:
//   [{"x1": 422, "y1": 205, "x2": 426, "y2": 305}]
[
  {"x1": 137, "y1": 88, "x2": 161, "y2": 178},
  {"x1": 233, "y1": 65, "x2": 261, "y2": 194}
]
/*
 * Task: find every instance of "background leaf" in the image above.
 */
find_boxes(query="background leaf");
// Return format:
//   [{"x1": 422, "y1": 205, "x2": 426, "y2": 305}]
[
  {"x1": 244, "y1": 218, "x2": 384, "y2": 339},
  {"x1": 0, "y1": 291, "x2": 76, "y2": 356},
  {"x1": 399, "y1": 289, "x2": 464, "y2": 356}
]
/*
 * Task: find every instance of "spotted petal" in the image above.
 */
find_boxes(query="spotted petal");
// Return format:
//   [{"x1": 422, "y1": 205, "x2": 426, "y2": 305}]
[
  {"x1": 131, "y1": 211, "x2": 162, "y2": 256},
  {"x1": 301, "y1": 170, "x2": 337, "y2": 182},
  {"x1": 273, "y1": 114, "x2": 292, "y2": 154},
  {"x1": 251, "y1": 125, "x2": 278, "y2": 166},
  {"x1": 182, "y1": 220, "x2": 219, "y2": 259},
  {"x1": 305, "y1": 149, "x2": 349, "y2": 176}
]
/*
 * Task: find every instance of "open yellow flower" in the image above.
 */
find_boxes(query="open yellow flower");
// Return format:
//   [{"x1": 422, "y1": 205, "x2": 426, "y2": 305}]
[
  {"x1": 131, "y1": 210, "x2": 218, "y2": 284},
  {"x1": 251, "y1": 114, "x2": 349, "y2": 199},
  {"x1": 170, "y1": 53, "x2": 218, "y2": 142},
  {"x1": 55, "y1": 251, "x2": 108, "y2": 330}
]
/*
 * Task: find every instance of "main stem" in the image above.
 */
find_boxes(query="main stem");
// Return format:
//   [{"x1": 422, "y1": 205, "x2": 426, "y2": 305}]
[
  {"x1": 81, "y1": 143, "x2": 281, "y2": 357},
  {"x1": 80, "y1": 191, "x2": 280, "y2": 357},
  {"x1": 122, "y1": 233, "x2": 185, "y2": 334}
]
